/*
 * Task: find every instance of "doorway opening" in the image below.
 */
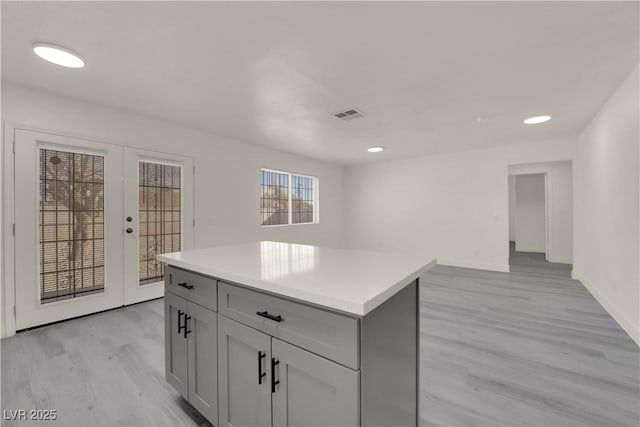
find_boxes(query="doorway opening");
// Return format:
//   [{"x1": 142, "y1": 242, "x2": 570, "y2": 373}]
[{"x1": 508, "y1": 161, "x2": 573, "y2": 272}]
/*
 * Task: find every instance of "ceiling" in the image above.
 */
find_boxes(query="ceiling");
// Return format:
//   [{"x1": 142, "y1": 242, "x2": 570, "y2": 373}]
[{"x1": 2, "y1": 1, "x2": 638, "y2": 165}]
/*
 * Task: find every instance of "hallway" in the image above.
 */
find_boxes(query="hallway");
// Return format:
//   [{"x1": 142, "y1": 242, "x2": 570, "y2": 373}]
[{"x1": 509, "y1": 241, "x2": 572, "y2": 277}]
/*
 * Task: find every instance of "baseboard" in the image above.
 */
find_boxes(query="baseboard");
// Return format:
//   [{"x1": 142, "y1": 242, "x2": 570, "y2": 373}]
[
  {"x1": 437, "y1": 258, "x2": 510, "y2": 273},
  {"x1": 572, "y1": 271, "x2": 640, "y2": 347},
  {"x1": 548, "y1": 256, "x2": 572, "y2": 264}
]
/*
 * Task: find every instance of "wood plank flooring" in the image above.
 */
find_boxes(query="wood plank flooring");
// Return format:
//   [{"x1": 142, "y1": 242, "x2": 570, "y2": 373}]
[
  {"x1": 1, "y1": 299, "x2": 211, "y2": 427},
  {"x1": 420, "y1": 246, "x2": 639, "y2": 426},
  {"x1": 2, "y1": 247, "x2": 638, "y2": 426}
]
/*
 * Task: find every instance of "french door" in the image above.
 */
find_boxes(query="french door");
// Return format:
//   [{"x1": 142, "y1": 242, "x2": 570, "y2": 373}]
[
  {"x1": 123, "y1": 147, "x2": 193, "y2": 304},
  {"x1": 13, "y1": 129, "x2": 193, "y2": 329}
]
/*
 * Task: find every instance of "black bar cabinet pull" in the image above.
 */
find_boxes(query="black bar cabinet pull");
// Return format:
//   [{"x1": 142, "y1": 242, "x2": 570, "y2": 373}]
[
  {"x1": 178, "y1": 282, "x2": 194, "y2": 290},
  {"x1": 258, "y1": 351, "x2": 266, "y2": 384},
  {"x1": 183, "y1": 315, "x2": 192, "y2": 338},
  {"x1": 271, "y1": 358, "x2": 280, "y2": 393},
  {"x1": 177, "y1": 309, "x2": 185, "y2": 334},
  {"x1": 256, "y1": 311, "x2": 282, "y2": 323}
]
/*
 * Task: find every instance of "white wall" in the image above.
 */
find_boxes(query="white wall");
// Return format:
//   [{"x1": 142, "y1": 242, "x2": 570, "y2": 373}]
[
  {"x1": 514, "y1": 174, "x2": 546, "y2": 253},
  {"x1": 508, "y1": 175, "x2": 516, "y2": 242},
  {"x1": 509, "y1": 161, "x2": 573, "y2": 263},
  {"x1": 1, "y1": 81, "x2": 346, "y2": 336},
  {"x1": 573, "y1": 64, "x2": 639, "y2": 345},
  {"x1": 344, "y1": 138, "x2": 575, "y2": 272},
  {"x1": 1, "y1": 82, "x2": 346, "y2": 248},
  {"x1": 549, "y1": 162, "x2": 573, "y2": 263}
]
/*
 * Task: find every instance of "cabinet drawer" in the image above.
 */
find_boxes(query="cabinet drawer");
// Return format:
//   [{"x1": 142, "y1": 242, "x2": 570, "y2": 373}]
[
  {"x1": 218, "y1": 282, "x2": 359, "y2": 369},
  {"x1": 165, "y1": 266, "x2": 217, "y2": 311}
]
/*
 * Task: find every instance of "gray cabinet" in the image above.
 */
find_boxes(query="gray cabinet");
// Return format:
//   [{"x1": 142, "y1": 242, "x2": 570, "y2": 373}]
[
  {"x1": 165, "y1": 269, "x2": 218, "y2": 426},
  {"x1": 218, "y1": 316, "x2": 272, "y2": 427},
  {"x1": 187, "y1": 302, "x2": 218, "y2": 423},
  {"x1": 218, "y1": 316, "x2": 359, "y2": 427},
  {"x1": 165, "y1": 266, "x2": 419, "y2": 427},
  {"x1": 272, "y1": 338, "x2": 359, "y2": 427},
  {"x1": 165, "y1": 292, "x2": 188, "y2": 397}
]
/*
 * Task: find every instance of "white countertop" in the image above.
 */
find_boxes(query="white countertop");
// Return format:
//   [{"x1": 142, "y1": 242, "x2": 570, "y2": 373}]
[{"x1": 157, "y1": 241, "x2": 436, "y2": 316}]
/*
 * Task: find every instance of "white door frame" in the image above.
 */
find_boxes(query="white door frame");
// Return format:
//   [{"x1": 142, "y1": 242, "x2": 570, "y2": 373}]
[
  {"x1": 2, "y1": 124, "x2": 17, "y2": 337},
  {"x1": 544, "y1": 172, "x2": 551, "y2": 261},
  {"x1": 508, "y1": 169, "x2": 551, "y2": 260},
  {"x1": 2, "y1": 123, "x2": 195, "y2": 337}
]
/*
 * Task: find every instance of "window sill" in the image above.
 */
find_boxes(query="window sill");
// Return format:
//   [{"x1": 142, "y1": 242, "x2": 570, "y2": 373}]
[{"x1": 260, "y1": 222, "x2": 319, "y2": 228}]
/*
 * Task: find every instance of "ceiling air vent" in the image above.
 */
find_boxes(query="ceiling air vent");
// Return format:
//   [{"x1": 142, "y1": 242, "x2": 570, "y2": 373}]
[{"x1": 334, "y1": 108, "x2": 366, "y2": 121}]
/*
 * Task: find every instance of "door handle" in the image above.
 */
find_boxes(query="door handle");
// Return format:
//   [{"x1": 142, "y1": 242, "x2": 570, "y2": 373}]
[
  {"x1": 183, "y1": 315, "x2": 192, "y2": 339},
  {"x1": 178, "y1": 282, "x2": 194, "y2": 290},
  {"x1": 258, "y1": 351, "x2": 266, "y2": 385},
  {"x1": 271, "y1": 358, "x2": 280, "y2": 393},
  {"x1": 256, "y1": 311, "x2": 282, "y2": 323},
  {"x1": 177, "y1": 309, "x2": 185, "y2": 334},
  {"x1": 126, "y1": 228, "x2": 133, "y2": 234}
]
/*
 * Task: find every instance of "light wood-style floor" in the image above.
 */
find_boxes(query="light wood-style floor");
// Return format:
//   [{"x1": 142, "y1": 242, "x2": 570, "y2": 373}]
[
  {"x1": 420, "y1": 244, "x2": 639, "y2": 426},
  {"x1": 2, "y1": 247, "x2": 638, "y2": 426},
  {"x1": 1, "y1": 299, "x2": 210, "y2": 427}
]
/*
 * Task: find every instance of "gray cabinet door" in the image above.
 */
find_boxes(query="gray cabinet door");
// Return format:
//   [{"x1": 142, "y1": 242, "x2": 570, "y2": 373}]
[
  {"x1": 272, "y1": 338, "x2": 359, "y2": 427},
  {"x1": 187, "y1": 302, "x2": 218, "y2": 425},
  {"x1": 218, "y1": 316, "x2": 271, "y2": 427},
  {"x1": 165, "y1": 292, "x2": 188, "y2": 398}
]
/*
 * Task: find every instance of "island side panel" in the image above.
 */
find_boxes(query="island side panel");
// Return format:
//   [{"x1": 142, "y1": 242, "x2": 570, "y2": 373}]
[{"x1": 360, "y1": 279, "x2": 418, "y2": 427}]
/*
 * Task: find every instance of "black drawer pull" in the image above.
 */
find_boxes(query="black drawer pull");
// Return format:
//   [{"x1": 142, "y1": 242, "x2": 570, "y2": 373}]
[
  {"x1": 271, "y1": 358, "x2": 280, "y2": 393},
  {"x1": 183, "y1": 315, "x2": 192, "y2": 339},
  {"x1": 256, "y1": 311, "x2": 282, "y2": 322},
  {"x1": 177, "y1": 282, "x2": 194, "y2": 290},
  {"x1": 258, "y1": 351, "x2": 266, "y2": 384}
]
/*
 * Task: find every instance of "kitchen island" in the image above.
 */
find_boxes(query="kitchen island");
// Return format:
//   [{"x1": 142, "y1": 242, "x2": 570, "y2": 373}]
[{"x1": 157, "y1": 241, "x2": 436, "y2": 427}]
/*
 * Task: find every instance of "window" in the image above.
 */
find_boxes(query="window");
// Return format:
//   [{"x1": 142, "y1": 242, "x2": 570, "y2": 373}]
[
  {"x1": 138, "y1": 161, "x2": 182, "y2": 285},
  {"x1": 261, "y1": 169, "x2": 318, "y2": 226},
  {"x1": 39, "y1": 148, "x2": 105, "y2": 303}
]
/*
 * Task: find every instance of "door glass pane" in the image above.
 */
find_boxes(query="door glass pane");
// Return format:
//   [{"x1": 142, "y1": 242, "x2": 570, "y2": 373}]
[
  {"x1": 39, "y1": 148, "x2": 105, "y2": 304},
  {"x1": 138, "y1": 161, "x2": 181, "y2": 285}
]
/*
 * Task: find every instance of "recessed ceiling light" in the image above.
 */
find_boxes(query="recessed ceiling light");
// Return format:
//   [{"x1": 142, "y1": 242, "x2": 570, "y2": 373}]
[
  {"x1": 33, "y1": 43, "x2": 84, "y2": 68},
  {"x1": 367, "y1": 146, "x2": 384, "y2": 153},
  {"x1": 523, "y1": 115, "x2": 551, "y2": 125}
]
